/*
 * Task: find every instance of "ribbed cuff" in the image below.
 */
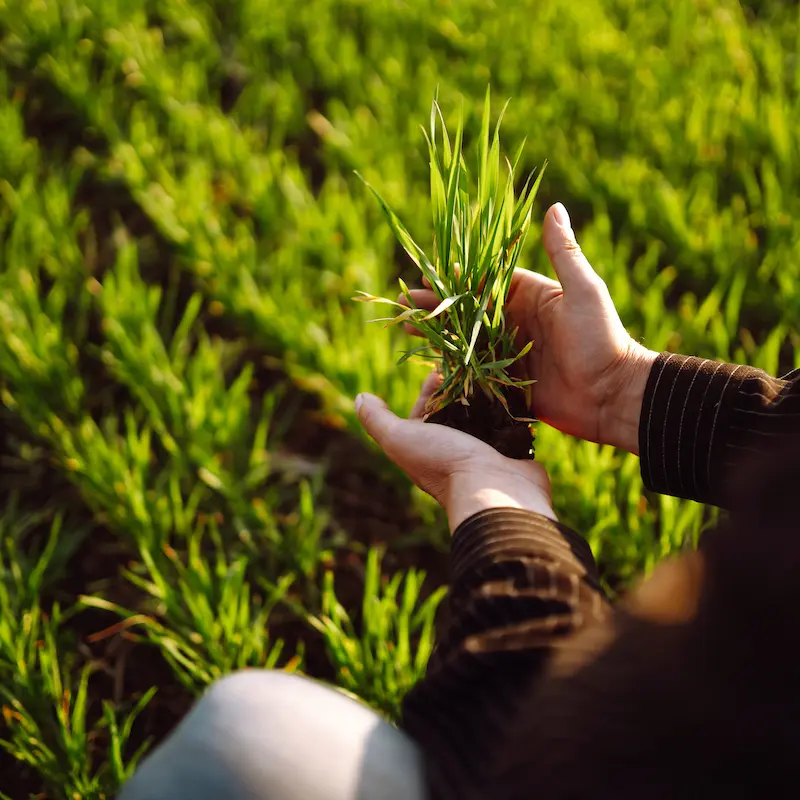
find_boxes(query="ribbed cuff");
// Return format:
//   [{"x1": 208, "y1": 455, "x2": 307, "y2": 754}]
[
  {"x1": 450, "y1": 507, "x2": 602, "y2": 594},
  {"x1": 639, "y1": 353, "x2": 768, "y2": 505}
]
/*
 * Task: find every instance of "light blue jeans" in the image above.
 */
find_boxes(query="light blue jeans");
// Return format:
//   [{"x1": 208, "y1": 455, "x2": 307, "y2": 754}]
[{"x1": 118, "y1": 670, "x2": 427, "y2": 800}]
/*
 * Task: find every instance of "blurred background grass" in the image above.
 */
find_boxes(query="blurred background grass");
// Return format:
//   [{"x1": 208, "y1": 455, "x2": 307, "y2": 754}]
[{"x1": 0, "y1": 0, "x2": 798, "y2": 797}]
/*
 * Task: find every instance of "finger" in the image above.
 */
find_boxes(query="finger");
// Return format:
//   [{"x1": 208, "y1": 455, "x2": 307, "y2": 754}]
[
  {"x1": 355, "y1": 393, "x2": 402, "y2": 453},
  {"x1": 403, "y1": 321, "x2": 426, "y2": 337},
  {"x1": 355, "y1": 392, "x2": 433, "y2": 475},
  {"x1": 410, "y1": 371, "x2": 444, "y2": 420},
  {"x1": 541, "y1": 203, "x2": 604, "y2": 297},
  {"x1": 396, "y1": 289, "x2": 438, "y2": 311},
  {"x1": 504, "y1": 265, "x2": 561, "y2": 314}
]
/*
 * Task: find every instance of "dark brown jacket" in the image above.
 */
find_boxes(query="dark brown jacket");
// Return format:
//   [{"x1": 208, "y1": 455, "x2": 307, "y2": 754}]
[{"x1": 401, "y1": 353, "x2": 800, "y2": 799}]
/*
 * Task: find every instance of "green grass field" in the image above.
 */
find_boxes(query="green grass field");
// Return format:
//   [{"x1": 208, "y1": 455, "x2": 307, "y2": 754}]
[{"x1": 1, "y1": 0, "x2": 798, "y2": 796}]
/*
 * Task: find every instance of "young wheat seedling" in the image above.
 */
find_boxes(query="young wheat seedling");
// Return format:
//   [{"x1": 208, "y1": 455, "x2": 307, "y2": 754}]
[{"x1": 355, "y1": 89, "x2": 546, "y2": 458}]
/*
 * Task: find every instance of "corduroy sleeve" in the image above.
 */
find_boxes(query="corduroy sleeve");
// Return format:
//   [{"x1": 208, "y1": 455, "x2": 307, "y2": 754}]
[
  {"x1": 399, "y1": 508, "x2": 611, "y2": 800},
  {"x1": 639, "y1": 353, "x2": 800, "y2": 507}
]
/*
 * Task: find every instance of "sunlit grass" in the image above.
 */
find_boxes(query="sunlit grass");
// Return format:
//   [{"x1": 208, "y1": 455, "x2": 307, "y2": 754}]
[
  {"x1": 0, "y1": 0, "x2": 798, "y2": 796},
  {"x1": 356, "y1": 90, "x2": 545, "y2": 418}
]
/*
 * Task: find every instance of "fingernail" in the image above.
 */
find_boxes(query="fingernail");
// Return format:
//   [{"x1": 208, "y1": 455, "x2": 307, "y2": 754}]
[
  {"x1": 354, "y1": 393, "x2": 365, "y2": 413},
  {"x1": 553, "y1": 202, "x2": 571, "y2": 230}
]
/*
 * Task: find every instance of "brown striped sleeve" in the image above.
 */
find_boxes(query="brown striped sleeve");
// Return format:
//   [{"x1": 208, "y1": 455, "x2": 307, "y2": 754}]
[
  {"x1": 399, "y1": 508, "x2": 611, "y2": 800},
  {"x1": 639, "y1": 353, "x2": 800, "y2": 507}
]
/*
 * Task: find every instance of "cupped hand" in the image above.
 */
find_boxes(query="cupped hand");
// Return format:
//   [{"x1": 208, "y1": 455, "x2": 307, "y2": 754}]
[
  {"x1": 402, "y1": 203, "x2": 658, "y2": 454},
  {"x1": 355, "y1": 373, "x2": 555, "y2": 532}
]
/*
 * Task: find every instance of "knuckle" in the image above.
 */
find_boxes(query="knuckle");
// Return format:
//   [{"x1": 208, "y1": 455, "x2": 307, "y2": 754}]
[
  {"x1": 592, "y1": 273, "x2": 609, "y2": 292},
  {"x1": 585, "y1": 270, "x2": 608, "y2": 296}
]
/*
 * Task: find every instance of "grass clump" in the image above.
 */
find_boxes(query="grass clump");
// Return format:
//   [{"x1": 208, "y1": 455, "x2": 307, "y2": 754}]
[
  {"x1": 356, "y1": 90, "x2": 546, "y2": 458},
  {"x1": 307, "y1": 547, "x2": 446, "y2": 721}
]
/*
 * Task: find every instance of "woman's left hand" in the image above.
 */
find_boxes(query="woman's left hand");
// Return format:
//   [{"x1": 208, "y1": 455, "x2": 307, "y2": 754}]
[{"x1": 355, "y1": 373, "x2": 556, "y2": 532}]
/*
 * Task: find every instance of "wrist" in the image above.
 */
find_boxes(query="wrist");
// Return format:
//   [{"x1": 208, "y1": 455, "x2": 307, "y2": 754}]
[
  {"x1": 443, "y1": 467, "x2": 556, "y2": 533},
  {"x1": 599, "y1": 343, "x2": 659, "y2": 455}
]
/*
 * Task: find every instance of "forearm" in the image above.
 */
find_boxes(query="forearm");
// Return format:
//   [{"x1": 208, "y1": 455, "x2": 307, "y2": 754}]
[
  {"x1": 443, "y1": 468, "x2": 557, "y2": 532},
  {"x1": 401, "y1": 508, "x2": 610, "y2": 798},
  {"x1": 638, "y1": 353, "x2": 795, "y2": 507}
]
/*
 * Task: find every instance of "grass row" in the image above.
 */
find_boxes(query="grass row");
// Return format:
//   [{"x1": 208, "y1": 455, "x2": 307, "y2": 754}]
[{"x1": 0, "y1": 75, "x2": 442, "y2": 798}]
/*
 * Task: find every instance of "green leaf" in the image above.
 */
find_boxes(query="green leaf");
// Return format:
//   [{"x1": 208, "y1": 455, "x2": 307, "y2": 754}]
[
  {"x1": 464, "y1": 290, "x2": 492, "y2": 367},
  {"x1": 478, "y1": 85, "x2": 492, "y2": 210},
  {"x1": 198, "y1": 467, "x2": 223, "y2": 490},
  {"x1": 441, "y1": 105, "x2": 465, "y2": 284},
  {"x1": 433, "y1": 98, "x2": 452, "y2": 170},
  {"x1": 355, "y1": 172, "x2": 445, "y2": 295},
  {"x1": 397, "y1": 278, "x2": 415, "y2": 305},
  {"x1": 510, "y1": 135, "x2": 529, "y2": 175},
  {"x1": 397, "y1": 345, "x2": 437, "y2": 365},
  {"x1": 422, "y1": 126, "x2": 447, "y2": 233},
  {"x1": 375, "y1": 306, "x2": 424, "y2": 328},
  {"x1": 487, "y1": 375, "x2": 537, "y2": 388},
  {"x1": 481, "y1": 353, "x2": 523, "y2": 370},
  {"x1": 511, "y1": 159, "x2": 548, "y2": 233},
  {"x1": 352, "y1": 291, "x2": 406, "y2": 307},
  {"x1": 420, "y1": 294, "x2": 466, "y2": 320}
]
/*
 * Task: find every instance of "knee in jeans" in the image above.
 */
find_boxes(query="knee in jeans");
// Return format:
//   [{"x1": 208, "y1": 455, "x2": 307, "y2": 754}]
[
  {"x1": 195, "y1": 669, "x2": 296, "y2": 730},
  {"x1": 121, "y1": 670, "x2": 427, "y2": 800}
]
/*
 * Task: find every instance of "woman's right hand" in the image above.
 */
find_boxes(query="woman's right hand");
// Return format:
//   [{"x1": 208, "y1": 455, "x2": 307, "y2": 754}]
[{"x1": 403, "y1": 203, "x2": 658, "y2": 455}]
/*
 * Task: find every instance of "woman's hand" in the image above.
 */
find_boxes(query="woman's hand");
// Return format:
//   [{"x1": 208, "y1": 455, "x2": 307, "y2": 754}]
[
  {"x1": 355, "y1": 373, "x2": 555, "y2": 533},
  {"x1": 403, "y1": 203, "x2": 658, "y2": 455}
]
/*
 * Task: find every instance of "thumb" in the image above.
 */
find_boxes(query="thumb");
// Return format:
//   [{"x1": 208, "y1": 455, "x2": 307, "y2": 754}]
[
  {"x1": 542, "y1": 203, "x2": 603, "y2": 297},
  {"x1": 355, "y1": 391, "x2": 457, "y2": 503},
  {"x1": 355, "y1": 391, "x2": 450, "y2": 479},
  {"x1": 355, "y1": 393, "x2": 401, "y2": 451}
]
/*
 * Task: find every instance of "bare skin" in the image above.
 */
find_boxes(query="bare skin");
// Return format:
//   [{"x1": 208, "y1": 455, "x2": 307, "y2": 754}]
[
  {"x1": 401, "y1": 203, "x2": 657, "y2": 455},
  {"x1": 355, "y1": 375, "x2": 554, "y2": 533},
  {"x1": 356, "y1": 202, "x2": 658, "y2": 529}
]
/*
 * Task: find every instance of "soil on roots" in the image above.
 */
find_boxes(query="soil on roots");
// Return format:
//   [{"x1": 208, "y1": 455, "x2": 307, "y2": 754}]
[{"x1": 425, "y1": 385, "x2": 535, "y2": 460}]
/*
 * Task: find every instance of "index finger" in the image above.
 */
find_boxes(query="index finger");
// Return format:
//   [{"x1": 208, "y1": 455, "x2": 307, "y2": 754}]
[{"x1": 397, "y1": 288, "x2": 439, "y2": 310}]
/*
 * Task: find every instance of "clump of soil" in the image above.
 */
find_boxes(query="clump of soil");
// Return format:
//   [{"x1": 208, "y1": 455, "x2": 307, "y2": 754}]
[{"x1": 425, "y1": 385, "x2": 535, "y2": 460}]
